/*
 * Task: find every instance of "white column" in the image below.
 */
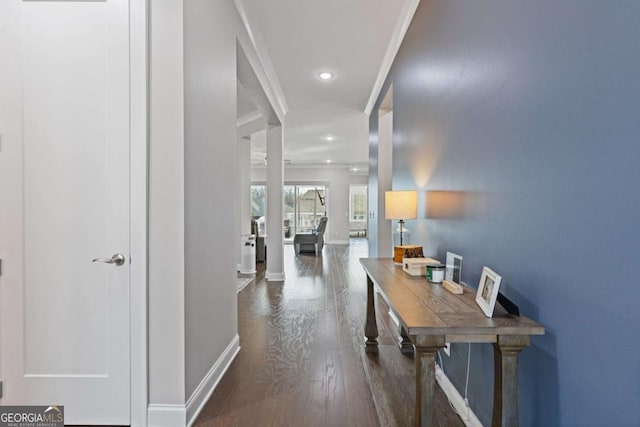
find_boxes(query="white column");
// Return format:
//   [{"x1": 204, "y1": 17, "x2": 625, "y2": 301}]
[
  {"x1": 265, "y1": 124, "x2": 285, "y2": 281},
  {"x1": 235, "y1": 136, "x2": 251, "y2": 270},
  {"x1": 378, "y1": 110, "x2": 393, "y2": 257}
]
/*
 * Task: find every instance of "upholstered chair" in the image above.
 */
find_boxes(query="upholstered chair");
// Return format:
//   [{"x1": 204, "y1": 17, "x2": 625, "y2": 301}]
[{"x1": 293, "y1": 217, "x2": 328, "y2": 256}]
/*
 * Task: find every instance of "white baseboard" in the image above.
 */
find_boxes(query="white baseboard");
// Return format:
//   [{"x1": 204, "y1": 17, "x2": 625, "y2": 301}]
[
  {"x1": 266, "y1": 271, "x2": 285, "y2": 281},
  {"x1": 186, "y1": 335, "x2": 241, "y2": 426},
  {"x1": 147, "y1": 336, "x2": 240, "y2": 427},
  {"x1": 148, "y1": 404, "x2": 186, "y2": 427},
  {"x1": 435, "y1": 365, "x2": 483, "y2": 427}
]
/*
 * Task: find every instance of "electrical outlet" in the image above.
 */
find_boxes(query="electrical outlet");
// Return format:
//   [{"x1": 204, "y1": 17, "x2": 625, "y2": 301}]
[{"x1": 444, "y1": 342, "x2": 451, "y2": 356}]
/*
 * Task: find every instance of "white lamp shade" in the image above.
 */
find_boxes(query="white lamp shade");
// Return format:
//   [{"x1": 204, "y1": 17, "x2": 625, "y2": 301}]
[{"x1": 385, "y1": 190, "x2": 418, "y2": 220}]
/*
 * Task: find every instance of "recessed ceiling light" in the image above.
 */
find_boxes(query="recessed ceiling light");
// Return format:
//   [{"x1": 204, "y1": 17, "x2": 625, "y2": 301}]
[
  {"x1": 353, "y1": 167, "x2": 358, "y2": 172},
  {"x1": 326, "y1": 159, "x2": 332, "y2": 163},
  {"x1": 325, "y1": 135, "x2": 334, "y2": 141},
  {"x1": 318, "y1": 71, "x2": 334, "y2": 80}
]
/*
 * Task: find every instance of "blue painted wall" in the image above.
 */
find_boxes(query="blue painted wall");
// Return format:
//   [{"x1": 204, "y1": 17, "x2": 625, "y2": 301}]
[{"x1": 371, "y1": 1, "x2": 640, "y2": 425}]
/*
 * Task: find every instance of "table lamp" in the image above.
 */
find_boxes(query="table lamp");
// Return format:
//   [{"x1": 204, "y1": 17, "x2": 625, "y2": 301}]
[
  {"x1": 384, "y1": 190, "x2": 419, "y2": 263},
  {"x1": 385, "y1": 190, "x2": 417, "y2": 245}
]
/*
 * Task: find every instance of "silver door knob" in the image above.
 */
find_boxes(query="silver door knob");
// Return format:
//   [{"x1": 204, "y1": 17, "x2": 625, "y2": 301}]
[{"x1": 92, "y1": 253, "x2": 126, "y2": 266}]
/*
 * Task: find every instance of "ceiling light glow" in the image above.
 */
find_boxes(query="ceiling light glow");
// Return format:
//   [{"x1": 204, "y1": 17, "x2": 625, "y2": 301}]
[
  {"x1": 326, "y1": 135, "x2": 334, "y2": 141},
  {"x1": 319, "y1": 71, "x2": 334, "y2": 80},
  {"x1": 326, "y1": 159, "x2": 332, "y2": 163}
]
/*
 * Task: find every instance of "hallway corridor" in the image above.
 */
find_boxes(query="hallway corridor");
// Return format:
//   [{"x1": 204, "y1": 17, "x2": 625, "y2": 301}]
[{"x1": 195, "y1": 241, "x2": 464, "y2": 426}]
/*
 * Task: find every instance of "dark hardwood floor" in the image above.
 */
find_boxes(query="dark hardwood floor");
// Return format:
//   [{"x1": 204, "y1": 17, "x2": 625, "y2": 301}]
[{"x1": 195, "y1": 240, "x2": 465, "y2": 427}]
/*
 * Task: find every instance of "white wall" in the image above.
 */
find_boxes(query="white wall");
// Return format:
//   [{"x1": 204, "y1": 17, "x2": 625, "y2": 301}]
[
  {"x1": 183, "y1": 0, "x2": 239, "y2": 400},
  {"x1": 252, "y1": 166, "x2": 352, "y2": 243},
  {"x1": 350, "y1": 174, "x2": 369, "y2": 185},
  {"x1": 148, "y1": 0, "x2": 186, "y2": 405},
  {"x1": 149, "y1": 0, "x2": 266, "y2": 423}
]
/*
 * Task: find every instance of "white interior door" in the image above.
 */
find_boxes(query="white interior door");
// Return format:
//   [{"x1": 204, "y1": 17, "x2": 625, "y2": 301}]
[{"x1": 0, "y1": 1, "x2": 130, "y2": 424}]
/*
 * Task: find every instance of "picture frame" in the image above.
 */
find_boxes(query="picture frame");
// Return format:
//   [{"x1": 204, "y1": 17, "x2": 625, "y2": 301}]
[
  {"x1": 475, "y1": 267, "x2": 502, "y2": 317},
  {"x1": 445, "y1": 252, "x2": 463, "y2": 284}
]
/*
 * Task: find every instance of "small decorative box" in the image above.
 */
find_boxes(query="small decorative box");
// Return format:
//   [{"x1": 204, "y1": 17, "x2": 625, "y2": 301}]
[
  {"x1": 393, "y1": 245, "x2": 423, "y2": 264},
  {"x1": 402, "y1": 257, "x2": 441, "y2": 276}
]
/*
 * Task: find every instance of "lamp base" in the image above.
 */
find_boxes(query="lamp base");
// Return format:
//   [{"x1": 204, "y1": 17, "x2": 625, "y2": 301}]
[
  {"x1": 392, "y1": 224, "x2": 411, "y2": 247},
  {"x1": 393, "y1": 245, "x2": 423, "y2": 264}
]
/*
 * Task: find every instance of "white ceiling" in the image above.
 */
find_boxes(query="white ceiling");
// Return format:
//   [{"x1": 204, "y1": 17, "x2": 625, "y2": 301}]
[{"x1": 237, "y1": 0, "x2": 417, "y2": 172}]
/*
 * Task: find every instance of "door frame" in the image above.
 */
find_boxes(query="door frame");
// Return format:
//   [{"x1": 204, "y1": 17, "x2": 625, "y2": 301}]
[{"x1": 130, "y1": 1, "x2": 148, "y2": 425}]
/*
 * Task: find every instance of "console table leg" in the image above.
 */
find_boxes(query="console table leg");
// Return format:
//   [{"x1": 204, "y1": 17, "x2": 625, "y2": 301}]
[
  {"x1": 399, "y1": 326, "x2": 414, "y2": 354},
  {"x1": 492, "y1": 335, "x2": 530, "y2": 427},
  {"x1": 414, "y1": 335, "x2": 445, "y2": 427},
  {"x1": 364, "y1": 276, "x2": 379, "y2": 354}
]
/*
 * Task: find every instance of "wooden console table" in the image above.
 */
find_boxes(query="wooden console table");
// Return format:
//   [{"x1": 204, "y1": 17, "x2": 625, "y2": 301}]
[{"x1": 361, "y1": 258, "x2": 544, "y2": 427}]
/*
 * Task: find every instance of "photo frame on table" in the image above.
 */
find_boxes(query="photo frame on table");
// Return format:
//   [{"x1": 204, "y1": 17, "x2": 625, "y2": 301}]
[
  {"x1": 475, "y1": 267, "x2": 502, "y2": 318},
  {"x1": 445, "y1": 252, "x2": 463, "y2": 284}
]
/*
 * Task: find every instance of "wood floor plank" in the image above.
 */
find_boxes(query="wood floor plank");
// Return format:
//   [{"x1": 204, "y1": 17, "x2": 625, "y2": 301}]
[{"x1": 194, "y1": 241, "x2": 464, "y2": 427}]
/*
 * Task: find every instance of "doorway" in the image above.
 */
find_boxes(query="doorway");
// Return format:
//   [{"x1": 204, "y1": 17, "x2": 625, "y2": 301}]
[
  {"x1": 284, "y1": 185, "x2": 327, "y2": 239},
  {"x1": 349, "y1": 185, "x2": 368, "y2": 237}
]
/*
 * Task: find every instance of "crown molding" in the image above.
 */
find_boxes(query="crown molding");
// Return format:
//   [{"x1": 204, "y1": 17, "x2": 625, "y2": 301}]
[
  {"x1": 364, "y1": 0, "x2": 420, "y2": 116},
  {"x1": 234, "y1": 0, "x2": 288, "y2": 123}
]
